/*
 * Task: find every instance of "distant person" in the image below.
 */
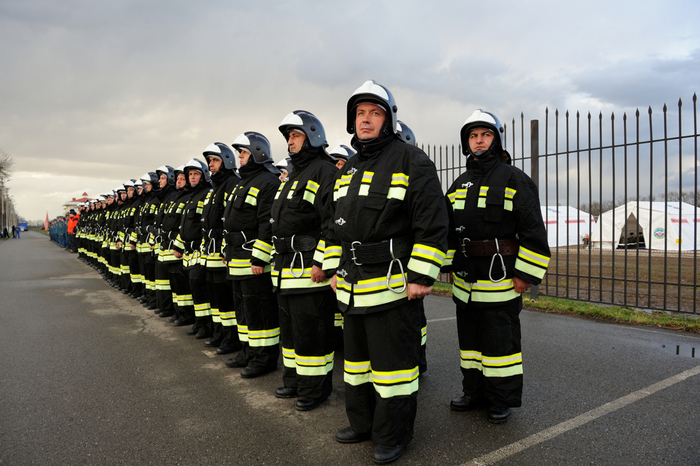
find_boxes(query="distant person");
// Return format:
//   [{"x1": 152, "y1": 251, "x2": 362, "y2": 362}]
[
  {"x1": 2, "y1": 226, "x2": 7, "y2": 238},
  {"x1": 11, "y1": 225, "x2": 16, "y2": 239}
]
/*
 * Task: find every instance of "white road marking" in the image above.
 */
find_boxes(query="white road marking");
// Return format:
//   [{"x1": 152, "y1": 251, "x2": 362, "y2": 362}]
[{"x1": 463, "y1": 365, "x2": 700, "y2": 465}]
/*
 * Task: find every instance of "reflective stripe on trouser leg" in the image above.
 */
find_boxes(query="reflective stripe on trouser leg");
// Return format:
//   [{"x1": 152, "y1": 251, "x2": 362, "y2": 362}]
[
  {"x1": 233, "y1": 275, "x2": 279, "y2": 371},
  {"x1": 278, "y1": 294, "x2": 296, "y2": 389},
  {"x1": 155, "y1": 260, "x2": 174, "y2": 312},
  {"x1": 456, "y1": 297, "x2": 523, "y2": 408},
  {"x1": 343, "y1": 300, "x2": 422, "y2": 447},
  {"x1": 278, "y1": 290, "x2": 335, "y2": 399}
]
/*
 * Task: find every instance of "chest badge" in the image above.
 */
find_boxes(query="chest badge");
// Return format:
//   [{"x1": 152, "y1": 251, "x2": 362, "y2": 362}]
[
  {"x1": 347, "y1": 167, "x2": 358, "y2": 176},
  {"x1": 462, "y1": 181, "x2": 473, "y2": 189},
  {"x1": 336, "y1": 269, "x2": 348, "y2": 278},
  {"x1": 335, "y1": 217, "x2": 346, "y2": 226},
  {"x1": 456, "y1": 225, "x2": 465, "y2": 233}
]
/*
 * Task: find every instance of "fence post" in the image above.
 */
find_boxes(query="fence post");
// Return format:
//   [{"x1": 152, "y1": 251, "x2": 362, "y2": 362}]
[{"x1": 530, "y1": 119, "x2": 540, "y2": 300}]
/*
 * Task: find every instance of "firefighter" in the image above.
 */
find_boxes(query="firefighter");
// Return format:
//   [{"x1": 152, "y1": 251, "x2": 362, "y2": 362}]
[
  {"x1": 443, "y1": 109, "x2": 551, "y2": 424},
  {"x1": 200, "y1": 143, "x2": 241, "y2": 353},
  {"x1": 162, "y1": 165, "x2": 196, "y2": 327},
  {"x1": 328, "y1": 80, "x2": 448, "y2": 465},
  {"x1": 271, "y1": 110, "x2": 337, "y2": 411},
  {"x1": 222, "y1": 132, "x2": 281, "y2": 377},
  {"x1": 329, "y1": 144, "x2": 356, "y2": 171},
  {"x1": 172, "y1": 159, "x2": 213, "y2": 339},
  {"x1": 152, "y1": 165, "x2": 179, "y2": 319}
]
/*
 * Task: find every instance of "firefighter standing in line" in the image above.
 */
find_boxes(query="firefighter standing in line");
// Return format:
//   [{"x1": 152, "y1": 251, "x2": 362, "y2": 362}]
[
  {"x1": 327, "y1": 80, "x2": 448, "y2": 465},
  {"x1": 162, "y1": 165, "x2": 196, "y2": 327},
  {"x1": 443, "y1": 109, "x2": 550, "y2": 424},
  {"x1": 172, "y1": 159, "x2": 214, "y2": 339},
  {"x1": 152, "y1": 165, "x2": 179, "y2": 319},
  {"x1": 200, "y1": 143, "x2": 241, "y2": 354},
  {"x1": 222, "y1": 132, "x2": 281, "y2": 377},
  {"x1": 271, "y1": 110, "x2": 338, "y2": 411}
]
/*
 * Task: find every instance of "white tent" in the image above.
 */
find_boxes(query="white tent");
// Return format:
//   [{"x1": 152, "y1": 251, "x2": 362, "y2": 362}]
[
  {"x1": 591, "y1": 201, "x2": 699, "y2": 251},
  {"x1": 540, "y1": 206, "x2": 593, "y2": 247}
]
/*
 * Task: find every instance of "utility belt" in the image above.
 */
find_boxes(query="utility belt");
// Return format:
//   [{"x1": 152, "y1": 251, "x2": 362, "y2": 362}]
[
  {"x1": 460, "y1": 238, "x2": 519, "y2": 257},
  {"x1": 271, "y1": 233, "x2": 319, "y2": 279},
  {"x1": 339, "y1": 234, "x2": 414, "y2": 295},
  {"x1": 224, "y1": 230, "x2": 257, "y2": 251},
  {"x1": 459, "y1": 238, "x2": 519, "y2": 283},
  {"x1": 342, "y1": 234, "x2": 414, "y2": 266},
  {"x1": 272, "y1": 234, "x2": 318, "y2": 254}
]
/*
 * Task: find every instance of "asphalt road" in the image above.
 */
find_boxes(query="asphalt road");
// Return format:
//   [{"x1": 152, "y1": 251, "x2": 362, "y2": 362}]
[{"x1": 1, "y1": 232, "x2": 699, "y2": 465}]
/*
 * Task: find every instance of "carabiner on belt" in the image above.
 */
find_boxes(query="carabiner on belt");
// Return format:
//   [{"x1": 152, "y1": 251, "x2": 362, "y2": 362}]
[
  {"x1": 386, "y1": 238, "x2": 407, "y2": 294},
  {"x1": 489, "y1": 238, "x2": 507, "y2": 283},
  {"x1": 289, "y1": 234, "x2": 304, "y2": 278}
]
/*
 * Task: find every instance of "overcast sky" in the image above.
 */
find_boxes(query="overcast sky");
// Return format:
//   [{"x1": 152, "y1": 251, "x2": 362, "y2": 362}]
[{"x1": 1, "y1": 0, "x2": 699, "y2": 221}]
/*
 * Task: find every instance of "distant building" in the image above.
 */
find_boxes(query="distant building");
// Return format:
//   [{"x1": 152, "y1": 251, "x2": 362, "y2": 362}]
[{"x1": 63, "y1": 192, "x2": 91, "y2": 213}]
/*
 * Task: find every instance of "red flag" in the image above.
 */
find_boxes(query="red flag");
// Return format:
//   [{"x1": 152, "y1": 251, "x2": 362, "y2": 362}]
[{"x1": 44, "y1": 211, "x2": 50, "y2": 230}]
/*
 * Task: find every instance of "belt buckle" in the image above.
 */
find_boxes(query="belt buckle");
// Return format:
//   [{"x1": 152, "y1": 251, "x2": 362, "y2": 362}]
[{"x1": 350, "y1": 241, "x2": 363, "y2": 266}]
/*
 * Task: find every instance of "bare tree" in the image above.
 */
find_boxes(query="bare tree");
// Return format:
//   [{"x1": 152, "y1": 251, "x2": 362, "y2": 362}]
[{"x1": 0, "y1": 149, "x2": 14, "y2": 181}]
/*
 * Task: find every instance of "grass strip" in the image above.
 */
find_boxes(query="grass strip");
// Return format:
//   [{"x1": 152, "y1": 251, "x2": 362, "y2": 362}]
[{"x1": 430, "y1": 281, "x2": 700, "y2": 334}]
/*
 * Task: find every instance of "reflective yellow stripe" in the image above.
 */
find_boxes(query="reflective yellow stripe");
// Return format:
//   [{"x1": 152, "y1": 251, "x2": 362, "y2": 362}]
[
  {"x1": 387, "y1": 173, "x2": 408, "y2": 200},
  {"x1": 194, "y1": 303, "x2": 210, "y2": 317},
  {"x1": 282, "y1": 346, "x2": 295, "y2": 368},
  {"x1": 408, "y1": 244, "x2": 445, "y2": 279},
  {"x1": 334, "y1": 174, "x2": 352, "y2": 201},
  {"x1": 460, "y1": 349, "x2": 483, "y2": 371},
  {"x1": 471, "y1": 279, "x2": 520, "y2": 303},
  {"x1": 421, "y1": 325, "x2": 427, "y2": 346},
  {"x1": 278, "y1": 268, "x2": 329, "y2": 290},
  {"x1": 313, "y1": 239, "x2": 326, "y2": 264},
  {"x1": 344, "y1": 360, "x2": 371, "y2": 386},
  {"x1": 248, "y1": 327, "x2": 280, "y2": 347},
  {"x1": 238, "y1": 324, "x2": 249, "y2": 342},
  {"x1": 252, "y1": 239, "x2": 273, "y2": 263},
  {"x1": 372, "y1": 366, "x2": 419, "y2": 398},
  {"x1": 323, "y1": 244, "x2": 342, "y2": 270},
  {"x1": 483, "y1": 353, "x2": 523, "y2": 377},
  {"x1": 286, "y1": 181, "x2": 298, "y2": 200},
  {"x1": 296, "y1": 352, "x2": 334, "y2": 376}
]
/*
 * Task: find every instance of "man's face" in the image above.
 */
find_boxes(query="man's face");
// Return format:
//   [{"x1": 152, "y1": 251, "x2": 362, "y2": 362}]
[
  {"x1": 120, "y1": 191, "x2": 127, "y2": 201},
  {"x1": 159, "y1": 173, "x2": 168, "y2": 189},
  {"x1": 355, "y1": 103, "x2": 386, "y2": 140},
  {"x1": 189, "y1": 170, "x2": 202, "y2": 186},
  {"x1": 138, "y1": 186, "x2": 143, "y2": 195},
  {"x1": 468, "y1": 128, "x2": 496, "y2": 155},
  {"x1": 144, "y1": 182, "x2": 152, "y2": 193},
  {"x1": 237, "y1": 149, "x2": 251, "y2": 167},
  {"x1": 127, "y1": 187, "x2": 135, "y2": 198},
  {"x1": 208, "y1": 156, "x2": 222, "y2": 174},
  {"x1": 176, "y1": 173, "x2": 186, "y2": 189},
  {"x1": 287, "y1": 130, "x2": 306, "y2": 154},
  {"x1": 335, "y1": 159, "x2": 346, "y2": 169}
]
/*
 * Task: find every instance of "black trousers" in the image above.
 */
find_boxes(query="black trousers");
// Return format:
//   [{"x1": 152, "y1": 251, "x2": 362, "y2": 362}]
[
  {"x1": 155, "y1": 259, "x2": 173, "y2": 313},
  {"x1": 186, "y1": 265, "x2": 211, "y2": 332},
  {"x1": 168, "y1": 262, "x2": 193, "y2": 321},
  {"x1": 205, "y1": 271, "x2": 236, "y2": 346},
  {"x1": 277, "y1": 289, "x2": 335, "y2": 400},
  {"x1": 343, "y1": 300, "x2": 422, "y2": 447},
  {"x1": 456, "y1": 297, "x2": 523, "y2": 408},
  {"x1": 231, "y1": 274, "x2": 279, "y2": 370}
]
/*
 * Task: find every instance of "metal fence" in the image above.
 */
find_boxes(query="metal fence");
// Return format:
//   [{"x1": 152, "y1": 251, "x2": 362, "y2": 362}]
[{"x1": 425, "y1": 94, "x2": 699, "y2": 314}]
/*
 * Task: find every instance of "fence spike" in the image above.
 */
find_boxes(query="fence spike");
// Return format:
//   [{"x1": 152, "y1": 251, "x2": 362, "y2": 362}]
[
  {"x1": 636, "y1": 108, "x2": 640, "y2": 117},
  {"x1": 693, "y1": 93, "x2": 697, "y2": 103},
  {"x1": 611, "y1": 112, "x2": 615, "y2": 121},
  {"x1": 576, "y1": 110, "x2": 580, "y2": 118},
  {"x1": 555, "y1": 109, "x2": 559, "y2": 117},
  {"x1": 648, "y1": 106, "x2": 652, "y2": 115},
  {"x1": 663, "y1": 103, "x2": 667, "y2": 112},
  {"x1": 623, "y1": 112, "x2": 627, "y2": 121},
  {"x1": 678, "y1": 97, "x2": 682, "y2": 107},
  {"x1": 587, "y1": 111, "x2": 591, "y2": 119},
  {"x1": 545, "y1": 107, "x2": 549, "y2": 115}
]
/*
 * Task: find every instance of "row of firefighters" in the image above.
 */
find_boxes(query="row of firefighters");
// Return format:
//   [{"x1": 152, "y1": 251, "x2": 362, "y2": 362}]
[{"x1": 70, "y1": 80, "x2": 551, "y2": 465}]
